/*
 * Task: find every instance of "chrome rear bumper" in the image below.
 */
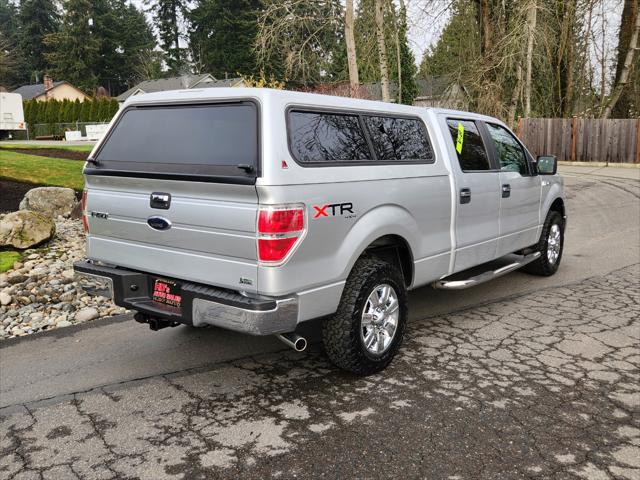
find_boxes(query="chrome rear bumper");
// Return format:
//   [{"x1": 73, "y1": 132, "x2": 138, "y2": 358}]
[{"x1": 74, "y1": 260, "x2": 298, "y2": 335}]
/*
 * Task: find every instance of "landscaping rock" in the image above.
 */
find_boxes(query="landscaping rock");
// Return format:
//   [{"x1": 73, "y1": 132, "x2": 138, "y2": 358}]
[
  {"x1": 74, "y1": 307, "x2": 99, "y2": 322},
  {"x1": 19, "y1": 187, "x2": 78, "y2": 218},
  {"x1": 69, "y1": 201, "x2": 83, "y2": 220},
  {"x1": 0, "y1": 218, "x2": 128, "y2": 340},
  {"x1": 0, "y1": 210, "x2": 56, "y2": 249},
  {"x1": 0, "y1": 291, "x2": 11, "y2": 306}
]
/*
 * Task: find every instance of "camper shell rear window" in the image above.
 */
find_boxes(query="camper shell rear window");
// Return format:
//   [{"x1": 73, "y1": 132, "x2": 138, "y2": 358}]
[{"x1": 90, "y1": 101, "x2": 259, "y2": 184}]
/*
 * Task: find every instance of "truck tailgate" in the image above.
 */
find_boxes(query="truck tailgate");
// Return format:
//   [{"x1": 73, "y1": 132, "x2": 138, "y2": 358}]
[{"x1": 85, "y1": 175, "x2": 259, "y2": 293}]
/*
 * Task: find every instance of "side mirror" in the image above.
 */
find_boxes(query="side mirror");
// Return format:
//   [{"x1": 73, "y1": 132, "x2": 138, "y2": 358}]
[{"x1": 536, "y1": 155, "x2": 557, "y2": 175}]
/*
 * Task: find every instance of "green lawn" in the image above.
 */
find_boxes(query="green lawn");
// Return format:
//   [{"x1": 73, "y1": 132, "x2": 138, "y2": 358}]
[
  {"x1": 0, "y1": 150, "x2": 85, "y2": 191},
  {"x1": 0, "y1": 143, "x2": 94, "y2": 152},
  {"x1": 0, "y1": 250, "x2": 22, "y2": 273}
]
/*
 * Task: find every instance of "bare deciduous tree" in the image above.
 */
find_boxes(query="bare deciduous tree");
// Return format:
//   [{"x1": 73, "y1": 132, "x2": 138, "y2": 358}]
[
  {"x1": 524, "y1": 0, "x2": 537, "y2": 117},
  {"x1": 255, "y1": 0, "x2": 344, "y2": 87},
  {"x1": 375, "y1": 0, "x2": 391, "y2": 102},
  {"x1": 345, "y1": 0, "x2": 359, "y2": 96},
  {"x1": 603, "y1": 8, "x2": 640, "y2": 118}
]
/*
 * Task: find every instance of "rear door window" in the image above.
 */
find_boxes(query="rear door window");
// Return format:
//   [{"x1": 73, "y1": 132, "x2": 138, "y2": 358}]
[
  {"x1": 446, "y1": 119, "x2": 491, "y2": 171},
  {"x1": 363, "y1": 116, "x2": 433, "y2": 162},
  {"x1": 94, "y1": 102, "x2": 258, "y2": 180},
  {"x1": 288, "y1": 110, "x2": 371, "y2": 163}
]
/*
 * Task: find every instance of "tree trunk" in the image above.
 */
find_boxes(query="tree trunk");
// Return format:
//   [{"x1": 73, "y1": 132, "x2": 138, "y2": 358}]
[
  {"x1": 524, "y1": 0, "x2": 537, "y2": 117},
  {"x1": 603, "y1": 9, "x2": 640, "y2": 118},
  {"x1": 563, "y1": 0, "x2": 576, "y2": 116},
  {"x1": 611, "y1": 0, "x2": 639, "y2": 117},
  {"x1": 173, "y1": 2, "x2": 180, "y2": 68},
  {"x1": 393, "y1": 0, "x2": 402, "y2": 103},
  {"x1": 345, "y1": 0, "x2": 359, "y2": 97},
  {"x1": 508, "y1": 63, "x2": 523, "y2": 127},
  {"x1": 477, "y1": 0, "x2": 493, "y2": 55},
  {"x1": 375, "y1": 0, "x2": 390, "y2": 102}
]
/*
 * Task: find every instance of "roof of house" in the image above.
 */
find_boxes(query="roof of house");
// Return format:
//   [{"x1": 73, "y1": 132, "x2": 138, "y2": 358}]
[
  {"x1": 415, "y1": 76, "x2": 467, "y2": 99},
  {"x1": 361, "y1": 82, "x2": 399, "y2": 101},
  {"x1": 12, "y1": 81, "x2": 66, "y2": 100},
  {"x1": 116, "y1": 74, "x2": 243, "y2": 102},
  {"x1": 359, "y1": 76, "x2": 465, "y2": 101}
]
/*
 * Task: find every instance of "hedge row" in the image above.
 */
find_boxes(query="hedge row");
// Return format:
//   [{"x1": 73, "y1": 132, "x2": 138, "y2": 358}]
[{"x1": 23, "y1": 98, "x2": 120, "y2": 125}]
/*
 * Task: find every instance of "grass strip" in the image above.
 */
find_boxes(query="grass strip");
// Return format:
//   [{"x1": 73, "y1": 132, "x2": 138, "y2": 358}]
[
  {"x1": 0, "y1": 250, "x2": 22, "y2": 273},
  {"x1": 0, "y1": 150, "x2": 84, "y2": 191}
]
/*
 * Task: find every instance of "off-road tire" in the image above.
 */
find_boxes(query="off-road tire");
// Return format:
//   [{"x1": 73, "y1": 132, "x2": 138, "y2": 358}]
[
  {"x1": 322, "y1": 257, "x2": 408, "y2": 375},
  {"x1": 521, "y1": 210, "x2": 564, "y2": 276}
]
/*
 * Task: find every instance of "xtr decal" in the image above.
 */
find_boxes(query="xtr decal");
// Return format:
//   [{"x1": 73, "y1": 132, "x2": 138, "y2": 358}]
[{"x1": 312, "y1": 203, "x2": 355, "y2": 219}]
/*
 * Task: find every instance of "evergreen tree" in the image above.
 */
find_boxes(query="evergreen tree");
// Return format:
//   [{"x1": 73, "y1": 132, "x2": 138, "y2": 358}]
[
  {"x1": 94, "y1": 0, "x2": 156, "y2": 95},
  {"x1": 98, "y1": 98, "x2": 109, "y2": 120},
  {"x1": 64, "y1": 99, "x2": 74, "y2": 122},
  {"x1": 29, "y1": 100, "x2": 40, "y2": 125},
  {"x1": 397, "y1": 1, "x2": 417, "y2": 105},
  {"x1": 73, "y1": 99, "x2": 82, "y2": 122},
  {"x1": 17, "y1": 0, "x2": 60, "y2": 84},
  {"x1": 45, "y1": 100, "x2": 57, "y2": 124},
  {"x1": 189, "y1": 0, "x2": 261, "y2": 78},
  {"x1": 80, "y1": 99, "x2": 92, "y2": 121},
  {"x1": 89, "y1": 99, "x2": 98, "y2": 121},
  {"x1": 58, "y1": 99, "x2": 68, "y2": 122},
  {"x1": 419, "y1": 1, "x2": 479, "y2": 79},
  {"x1": 109, "y1": 98, "x2": 119, "y2": 118},
  {"x1": 0, "y1": 0, "x2": 20, "y2": 86},
  {"x1": 148, "y1": 0, "x2": 187, "y2": 74},
  {"x1": 23, "y1": 100, "x2": 32, "y2": 125},
  {"x1": 45, "y1": 0, "x2": 99, "y2": 93}
]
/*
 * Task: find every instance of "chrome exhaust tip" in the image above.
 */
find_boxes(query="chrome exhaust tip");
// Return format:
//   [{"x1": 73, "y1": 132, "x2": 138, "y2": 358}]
[{"x1": 276, "y1": 332, "x2": 307, "y2": 352}]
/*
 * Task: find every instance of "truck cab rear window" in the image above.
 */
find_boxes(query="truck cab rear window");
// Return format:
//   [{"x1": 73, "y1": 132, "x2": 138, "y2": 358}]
[
  {"x1": 94, "y1": 103, "x2": 258, "y2": 179},
  {"x1": 288, "y1": 110, "x2": 433, "y2": 165},
  {"x1": 288, "y1": 110, "x2": 371, "y2": 163}
]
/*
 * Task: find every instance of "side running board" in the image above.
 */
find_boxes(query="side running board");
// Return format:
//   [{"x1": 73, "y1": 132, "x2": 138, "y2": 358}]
[{"x1": 433, "y1": 252, "x2": 541, "y2": 290}]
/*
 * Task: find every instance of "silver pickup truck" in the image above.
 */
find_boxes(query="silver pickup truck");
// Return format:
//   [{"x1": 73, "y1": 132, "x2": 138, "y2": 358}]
[{"x1": 74, "y1": 88, "x2": 565, "y2": 375}]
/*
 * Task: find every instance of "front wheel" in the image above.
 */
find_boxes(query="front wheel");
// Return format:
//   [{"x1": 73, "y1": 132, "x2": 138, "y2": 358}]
[
  {"x1": 522, "y1": 210, "x2": 564, "y2": 276},
  {"x1": 322, "y1": 257, "x2": 408, "y2": 375}
]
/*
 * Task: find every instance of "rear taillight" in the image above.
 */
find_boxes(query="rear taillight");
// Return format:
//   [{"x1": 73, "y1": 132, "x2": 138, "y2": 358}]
[
  {"x1": 257, "y1": 205, "x2": 305, "y2": 264},
  {"x1": 81, "y1": 190, "x2": 88, "y2": 233}
]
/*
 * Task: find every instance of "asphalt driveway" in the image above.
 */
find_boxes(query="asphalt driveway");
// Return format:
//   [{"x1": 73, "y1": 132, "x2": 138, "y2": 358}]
[{"x1": 1, "y1": 167, "x2": 638, "y2": 479}]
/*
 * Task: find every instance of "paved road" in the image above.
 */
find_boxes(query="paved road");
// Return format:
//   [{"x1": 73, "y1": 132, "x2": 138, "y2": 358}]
[{"x1": 1, "y1": 169, "x2": 639, "y2": 479}]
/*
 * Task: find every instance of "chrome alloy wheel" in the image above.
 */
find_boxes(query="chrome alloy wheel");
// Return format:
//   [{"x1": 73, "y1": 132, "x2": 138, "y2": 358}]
[
  {"x1": 547, "y1": 223, "x2": 562, "y2": 265},
  {"x1": 360, "y1": 284, "x2": 399, "y2": 355}
]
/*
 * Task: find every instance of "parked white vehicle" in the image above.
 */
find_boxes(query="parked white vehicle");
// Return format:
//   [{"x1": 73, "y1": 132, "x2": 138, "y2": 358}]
[{"x1": 0, "y1": 92, "x2": 26, "y2": 138}]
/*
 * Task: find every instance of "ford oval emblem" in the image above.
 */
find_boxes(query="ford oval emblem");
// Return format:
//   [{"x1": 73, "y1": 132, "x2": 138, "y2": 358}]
[{"x1": 147, "y1": 216, "x2": 172, "y2": 231}]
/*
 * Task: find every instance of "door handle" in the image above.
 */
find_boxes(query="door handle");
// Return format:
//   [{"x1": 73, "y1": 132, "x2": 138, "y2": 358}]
[
  {"x1": 150, "y1": 192, "x2": 171, "y2": 209},
  {"x1": 501, "y1": 184, "x2": 511, "y2": 198},
  {"x1": 460, "y1": 188, "x2": 471, "y2": 204}
]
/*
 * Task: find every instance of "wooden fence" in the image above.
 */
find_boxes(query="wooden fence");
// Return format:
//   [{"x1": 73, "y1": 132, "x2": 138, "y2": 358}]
[{"x1": 516, "y1": 118, "x2": 640, "y2": 164}]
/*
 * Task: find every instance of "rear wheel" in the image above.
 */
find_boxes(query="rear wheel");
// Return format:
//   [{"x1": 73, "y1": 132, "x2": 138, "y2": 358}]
[
  {"x1": 322, "y1": 257, "x2": 407, "y2": 375},
  {"x1": 522, "y1": 210, "x2": 564, "y2": 276}
]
